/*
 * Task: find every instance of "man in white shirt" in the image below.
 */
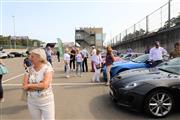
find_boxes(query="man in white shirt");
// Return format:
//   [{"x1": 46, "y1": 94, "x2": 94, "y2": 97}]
[
  {"x1": 81, "y1": 48, "x2": 89, "y2": 72},
  {"x1": 149, "y1": 41, "x2": 167, "y2": 67}
]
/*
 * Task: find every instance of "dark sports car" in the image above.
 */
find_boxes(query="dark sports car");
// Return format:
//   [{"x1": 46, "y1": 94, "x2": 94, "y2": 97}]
[
  {"x1": 110, "y1": 57, "x2": 180, "y2": 118},
  {"x1": 9, "y1": 52, "x2": 22, "y2": 57}
]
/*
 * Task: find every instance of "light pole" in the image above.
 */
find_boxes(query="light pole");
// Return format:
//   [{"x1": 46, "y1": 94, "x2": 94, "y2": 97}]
[{"x1": 12, "y1": 16, "x2": 16, "y2": 49}]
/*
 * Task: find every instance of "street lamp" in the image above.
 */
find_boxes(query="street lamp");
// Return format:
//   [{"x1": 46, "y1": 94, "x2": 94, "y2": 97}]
[{"x1": 12, "y1": 16, "x2": 16, "y2": 49}]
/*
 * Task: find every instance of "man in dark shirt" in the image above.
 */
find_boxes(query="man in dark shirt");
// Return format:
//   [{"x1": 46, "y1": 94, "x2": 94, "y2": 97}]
[
  {"x1": 56, "y1": 50, "x2": 60, "y2": 62},
  {"x1": 70, "y1": 47, "x2": 76, "y2": 71}
]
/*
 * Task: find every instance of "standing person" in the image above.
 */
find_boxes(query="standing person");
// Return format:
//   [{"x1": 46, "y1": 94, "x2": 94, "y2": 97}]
[
  {"x1": 90, "y1": 46, "x2": 96, "y2": 72},
  {"x1": 81, "y1": 47, "x2": 89, "y2": 72},
  {"x1": 64, "y1": 48, "x2": 70, "y2": 78},
  {"x1": 22, "y1": 48, "x2": 55, "y2": 120},
  {"x1": 0, "y1": 59, "x2": 7, "y2": 102},
  {"x1": 105, "y1": 46, "x2": 115, "y2": 86},
  {"x1": 149, "y1": 41, "x2": 167, "y2": 67},
  {"x1": 23, "y1": 51, "x2": 32, "y2": 72},
  {"x1": 91, "y1": 49, "x2": 102, "y2": 82},
  {"x1": 45, "y1": 46, "x2": 53, "y2": 65},
  {"x1": 70, "y1": 47, "x2": 76, "y2": 71},
  {"x1": 169, "y1": 42, "x2": 180, "y2": 58},
  {"x1": 145, "y1": 46, "x2": 150, "y2": 54},
  {"x1": 56, "y1": 50, "x2": 60, "y2": 62},
  {"x1": 75, "y1": 48, "x2": 83, "y2": 77},
  {"x1": 126, "y1": 47, "x2": 133, "y2": 53}
]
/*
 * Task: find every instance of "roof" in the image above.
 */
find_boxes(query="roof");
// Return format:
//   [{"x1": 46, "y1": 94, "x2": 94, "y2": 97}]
[{"x1": 46, "y1": 43, "x2": 56, "y2": 48}]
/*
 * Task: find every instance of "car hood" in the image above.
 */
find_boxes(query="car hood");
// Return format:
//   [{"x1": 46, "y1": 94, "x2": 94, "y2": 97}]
[
  {"x1": 112, "y1": 69, "x2": 180, "y2": 87},
  {"x1": 112, "y1": 61, "x2": 146, "y2": 68},
  {"x1": 110, "y1": 61, "x2": 146, "y2": 75}
]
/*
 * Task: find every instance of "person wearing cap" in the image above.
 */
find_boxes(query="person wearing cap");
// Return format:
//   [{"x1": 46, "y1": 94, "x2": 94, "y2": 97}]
[
  {"x1": 149, "y1": 41, "x2": 168, "y2": 67},
  {"x1": 22, "y1": 48, "x2": 55, "y2": 120}
]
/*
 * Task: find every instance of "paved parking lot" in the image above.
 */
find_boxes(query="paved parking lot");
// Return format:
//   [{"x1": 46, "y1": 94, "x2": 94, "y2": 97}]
[{"x1": 0, "y1": 57, "x2": 180, "y2": 120}]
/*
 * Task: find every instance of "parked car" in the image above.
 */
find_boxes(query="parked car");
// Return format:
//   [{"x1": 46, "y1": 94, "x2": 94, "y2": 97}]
[
  {"x1": 103, "y1": 54, "x2": 150, "y2": 80},
  {"x1": 9, "y1": 52, "x2": 22, "y2": 57},
  {"x1": 110, "y1": 57, "x2": 180, "y2": 118},
  {"x1": 7, "y1": 53, "x2": 15, "y2": 58},
  {"x1": 0, "y1": 51, "x2": 8, "y2": 58},
  {"x1": 120, "y1": 53, "x2": 144, "y2": 61},
  {"x1": 21, "y1": 52, "x2": 27, "y2": 57}
]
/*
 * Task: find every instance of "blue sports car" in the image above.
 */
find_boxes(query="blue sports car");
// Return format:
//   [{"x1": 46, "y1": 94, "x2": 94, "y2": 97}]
[{"x1": 103, "y1": 54, "x2": 150, "y2": 80}]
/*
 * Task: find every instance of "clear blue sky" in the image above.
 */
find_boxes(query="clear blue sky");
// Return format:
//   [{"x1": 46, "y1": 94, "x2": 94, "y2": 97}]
[{"x1": 1, "y1": 0, "x2": 174, "y2": 43}]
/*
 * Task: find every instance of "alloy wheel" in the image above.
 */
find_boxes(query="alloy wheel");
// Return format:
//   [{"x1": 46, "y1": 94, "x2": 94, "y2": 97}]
[{"x1": 148, "y1": 92, "x2": 173, "y2": 117}]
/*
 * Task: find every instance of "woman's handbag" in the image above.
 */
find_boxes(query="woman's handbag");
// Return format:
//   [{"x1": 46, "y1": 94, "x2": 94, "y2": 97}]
[
  {"x1": 0, "y1": 65, "x2": 8, "y2": 75},
  {"x1": 96, "y1": 64, "x2": 101, "y2": 69}
]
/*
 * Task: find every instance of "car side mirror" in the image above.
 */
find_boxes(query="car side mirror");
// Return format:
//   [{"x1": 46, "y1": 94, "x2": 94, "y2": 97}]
[
  {"x1": 145, "y1": 60, "x2": 149, "y2": 64},
  {"x1": 164, "y1": 62, "x2": 168, "y2": 65}
]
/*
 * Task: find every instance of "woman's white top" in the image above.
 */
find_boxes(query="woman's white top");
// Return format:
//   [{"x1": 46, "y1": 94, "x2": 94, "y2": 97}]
[
  {"x1": 64, "y1": 53, "x2": 70, "y2": 62},
  {"x1": 27, "y1": 64, "x2": 54, "y2": 97},
  {"x1": 91, "y1": 54, "x2": 102, "y2": 65},
  {"x1": 76, "y1": 53, "x2": 83, "y2": 62}
]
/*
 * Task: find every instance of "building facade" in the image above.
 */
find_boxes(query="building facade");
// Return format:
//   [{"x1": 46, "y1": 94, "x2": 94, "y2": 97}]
[{"x1": 75, "y1": 27, "x2": 103, "y2": 50}]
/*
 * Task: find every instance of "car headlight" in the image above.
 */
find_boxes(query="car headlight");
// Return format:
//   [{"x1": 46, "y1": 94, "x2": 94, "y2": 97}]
[{"x1": 124, "y1": 82, "x2": 141, "y2": 89}]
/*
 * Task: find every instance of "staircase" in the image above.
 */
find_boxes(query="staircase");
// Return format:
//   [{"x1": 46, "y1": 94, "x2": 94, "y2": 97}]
[{"x1": 75, "y1": 29, "x2": 95, "y2": 49}]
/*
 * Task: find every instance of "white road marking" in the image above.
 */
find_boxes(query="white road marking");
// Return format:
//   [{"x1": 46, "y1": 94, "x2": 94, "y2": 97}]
[
  {"x1": 52, "y1": 82, "x2": 106, "y2": 86},
  {"x1": 3, "y1": 82, "x2": 106, "y2": 86},
  {"x1": 2, "y1": 73, "x2": 24, "y2": 83}
]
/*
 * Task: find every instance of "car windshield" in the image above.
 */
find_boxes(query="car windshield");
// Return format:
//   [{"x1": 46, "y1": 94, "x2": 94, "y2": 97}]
[
  {"x1": 159, "y1": 65, "x2": 180, "y2": 75},
  {"x1": 131, "y1": 54, "x2": 149, "y2": 63},
  {"x1": 158, "y1": 57, "x2": 180, "y2": 66}
]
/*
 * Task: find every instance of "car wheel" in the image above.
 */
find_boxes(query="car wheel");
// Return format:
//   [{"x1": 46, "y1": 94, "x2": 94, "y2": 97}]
[{"x1": 144, "y1": 90, "x2": 174, "y2": 118}]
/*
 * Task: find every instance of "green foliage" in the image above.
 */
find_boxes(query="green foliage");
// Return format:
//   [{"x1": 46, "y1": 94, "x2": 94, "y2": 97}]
[{"x1": 0, "y1": 36, "x2": 42, "y2": 49}]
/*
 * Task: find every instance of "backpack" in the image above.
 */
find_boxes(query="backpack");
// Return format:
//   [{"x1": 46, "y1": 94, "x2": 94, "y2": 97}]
[{"x1": 24, "y1": 58, "x2": 32, "y2": 67}]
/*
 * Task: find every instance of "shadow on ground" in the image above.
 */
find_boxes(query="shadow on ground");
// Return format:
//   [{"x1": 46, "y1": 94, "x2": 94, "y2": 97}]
[
  {"x1": 89, "y1": 93, "x2": 148, "y2": 120},
  {"x1": 1, "y1": 104, "x2": 27, "y2": 115}
]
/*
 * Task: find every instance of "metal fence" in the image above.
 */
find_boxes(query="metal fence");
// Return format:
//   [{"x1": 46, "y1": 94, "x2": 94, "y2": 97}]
[{"x1": 110, "y1": 0, "x2": 180, "y2": 47}]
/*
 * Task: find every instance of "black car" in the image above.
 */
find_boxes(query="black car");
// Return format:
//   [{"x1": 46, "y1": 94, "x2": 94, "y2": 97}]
[
  {"x1": 110, "y1": 57, "x2": 180, "y2": 118},
  {"x1": 9, "y1": 52, "x2": 22, "y2": 57}
]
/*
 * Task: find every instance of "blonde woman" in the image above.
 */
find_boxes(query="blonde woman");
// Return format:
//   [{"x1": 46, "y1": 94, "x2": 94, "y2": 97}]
[
  {"x1": 105, "y1": 46, "x2": 115, "y2": 86},
  {"x1": 22, "y1": 48, "x2": 55, "y2": 120}
]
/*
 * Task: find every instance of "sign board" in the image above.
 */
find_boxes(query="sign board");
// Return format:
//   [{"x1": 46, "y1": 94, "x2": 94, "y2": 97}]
[{"x1": 57, "y1": 38, "x2": 64, "y2": 58}]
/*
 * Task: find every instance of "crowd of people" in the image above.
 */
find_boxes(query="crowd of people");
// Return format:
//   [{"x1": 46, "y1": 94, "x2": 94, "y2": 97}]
[
  {"x1": 61, "y1": 46, "x2": 115, "y2": 86},
  {"x1": 0, "y1": 41, "x2": 179, "y2": 120}
]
